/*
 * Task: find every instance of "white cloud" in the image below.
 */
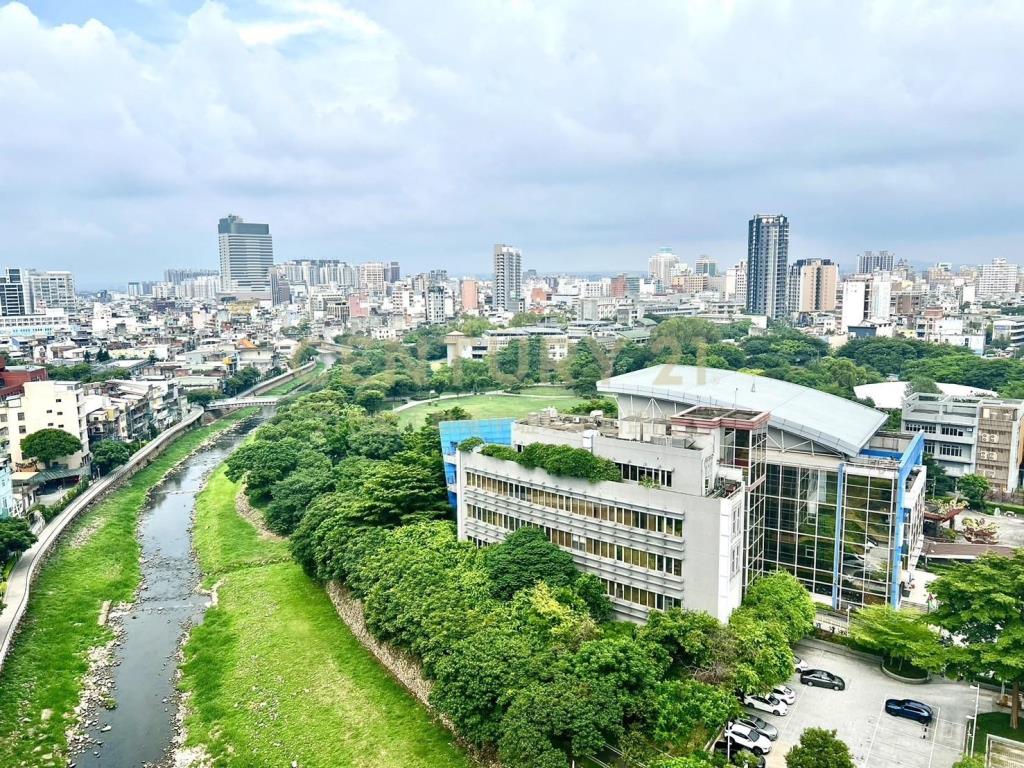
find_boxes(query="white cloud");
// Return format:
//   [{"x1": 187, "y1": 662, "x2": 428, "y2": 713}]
[{"x1": 1, "y1": 0, "x2": 1023, "y2": 283}]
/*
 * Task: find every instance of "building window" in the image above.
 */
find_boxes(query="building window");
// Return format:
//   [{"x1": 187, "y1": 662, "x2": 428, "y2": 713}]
[{"x1": 938, "y1": 444, "x2": 963, "y2": 458}]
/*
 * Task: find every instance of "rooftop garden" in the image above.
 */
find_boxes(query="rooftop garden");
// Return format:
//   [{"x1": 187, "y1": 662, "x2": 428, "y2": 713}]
[{"x1": 477, "y1": 442, "x2": 621, "y2": 483}]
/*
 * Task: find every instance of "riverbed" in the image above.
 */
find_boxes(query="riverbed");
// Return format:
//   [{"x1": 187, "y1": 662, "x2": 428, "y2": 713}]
[{"x1": 74, "y1": 414, "x2": 264, "y2": 768}]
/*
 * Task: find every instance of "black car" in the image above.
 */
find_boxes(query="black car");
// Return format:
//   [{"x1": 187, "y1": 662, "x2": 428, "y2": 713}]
[
  {"x1": 713, "y1": 740, "x2": 767, "y2": 768},
  {"x1": 799, "y1": 669, "x2": 846, "y2": 690},
  {"x1": 885, "y1": 698, "x2": 934, "y2": 724}
]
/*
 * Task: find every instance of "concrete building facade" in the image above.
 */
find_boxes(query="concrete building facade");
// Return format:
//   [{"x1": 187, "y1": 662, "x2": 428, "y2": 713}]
[
  {"x1": 746, "y1": 214, "x2": 789, "y2": 319},
  {"x1": 492, "y1": 244, "x2": 522, "y2": 313},
  {"x1": 218, "y1": 215, "x2": 273, "y2": 294}
]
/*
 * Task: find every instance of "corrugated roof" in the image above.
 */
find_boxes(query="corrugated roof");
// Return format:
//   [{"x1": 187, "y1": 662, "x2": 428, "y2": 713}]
[{"x1": 599, "y1": 364, "x2": 886, "y2": 457}]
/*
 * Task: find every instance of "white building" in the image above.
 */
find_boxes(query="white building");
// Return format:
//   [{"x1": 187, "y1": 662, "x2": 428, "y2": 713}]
[
  {"x1": 27, "y1": 270, "x2": 76, "y2": 312},
  {"x1": 978, "y1": 258, "x2": 1017, "y2": 299},
  {"x1": 648, "y1": 248, "x2": 679, "y2": 287},
  {"x1": 357, "y1": 262, "x2": 387, "y2": 295},
  {"x1": 841, "y1": 273, "x2": 893, "y2": 332},
  {"x1": 493, "y1": 244, "x2": 522, "y2": 313},
  {"x1": 4, "y1": 380, "x2": 90, "y2": 470},
  {"x1": 218, "y1": 214, "x2": 274, "y2": 294}
]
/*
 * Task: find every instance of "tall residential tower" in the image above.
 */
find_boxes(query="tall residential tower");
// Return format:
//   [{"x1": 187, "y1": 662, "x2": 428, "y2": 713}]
[
  {"x1": 745, "y1": 214, "x2": 789, "y2": 319},
  {"x1": 492, "y1": 244, "x2": 522, "y2": 313}
]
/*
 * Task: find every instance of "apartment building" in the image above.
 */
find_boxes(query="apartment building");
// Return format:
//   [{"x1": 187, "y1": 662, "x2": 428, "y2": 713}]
[
  {"x1": 599, "y1": 366, "x2": 927, "y2": 611},
  {"x1": 903, "y1": 392, "x2": 1024, "y2": 492},
  {"x1": 2, "y1": 380, "x2": 90, "y2": 470},
  {"x1": 454, "y1": 406, "x2": 760, "y2": 621}
]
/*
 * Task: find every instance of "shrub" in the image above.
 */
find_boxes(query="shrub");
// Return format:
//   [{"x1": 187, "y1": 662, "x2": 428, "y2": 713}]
[{"x1": 480, "y1": 442, "x2": 621, "y2": 483}]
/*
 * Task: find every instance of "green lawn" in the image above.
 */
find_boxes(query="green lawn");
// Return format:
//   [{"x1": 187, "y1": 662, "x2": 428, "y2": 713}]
[
  {"x1": 0, "y1": 413, "x2": 251, "y2": 767},
  {"x1": 517, "y1": 385, "x2": 579, "y2": 397},
  {"x1": 265, "y1": 362, "x2": 326, "y2": 396},
  {"x1": 974, "y1": 711, "x2": 1024, "y2": 753},
  {"x1": 397, "y1": 392, "x2": 584, "y2": 427},
  {"x1": 180, "y1": 468, "x2": 473, "y2": 768}
]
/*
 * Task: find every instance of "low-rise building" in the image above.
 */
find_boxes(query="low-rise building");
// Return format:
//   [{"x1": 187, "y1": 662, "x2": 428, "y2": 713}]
[{"x1": 903, "y1": 392, "x2": 1024, "y2": 492}]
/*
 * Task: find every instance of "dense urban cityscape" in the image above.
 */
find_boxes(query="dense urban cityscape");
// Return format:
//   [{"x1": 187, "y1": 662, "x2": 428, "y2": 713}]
[{"x1": 2, "y1": 3, "x2": 1024, "y2": 768}]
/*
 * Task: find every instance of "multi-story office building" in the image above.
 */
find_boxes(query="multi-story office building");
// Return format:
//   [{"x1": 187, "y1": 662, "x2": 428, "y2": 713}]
[
  {"x1": 978, "y1": 258, "x2": 1017, "y2": 299},
  {"x1": 903, "y1": 392, "x2": 1024, "y2": 492},
  {"x1": 424, "y1": 285, "x2": 448, "y2": 325},
  {"x1": 358, "y1": 262, "x2": 387, "y2": 295},
  {"x1": 745, "y1": 214, "x2": 789, "y2": 319},
  {"x1": 493, "y1": 244, "x2": 522, "y2": 313},
  {"x1": 26, "y1": 270, "x2": 76, "y2": 312},
  {"x1": 218, "y1": 215, "x2": 273, "y2": 294},
  {"x1": 648, "y1": 248, "x2": 679, "y2": 286},
  {"x1": 454, "y1": 406, "x2": 757, "y2": 621},
  {"x1": 787, "y1": 259, "x2": 838, "y2": 313},
  {"x1": 857, "y1": 251, "x2": 895, "y2": 274},
  {"x1": 386, "y1": 261, "x2": 401, "y2": 284},
  {"x1": 694, "y1": 256, "x2": 717, "y2": 277},
  {"x1": 0, "y1": 268, "x2": 33, "y2": 316},
  {"x1": 599, "y1": 365, "x2": 927, "y2": 612}
]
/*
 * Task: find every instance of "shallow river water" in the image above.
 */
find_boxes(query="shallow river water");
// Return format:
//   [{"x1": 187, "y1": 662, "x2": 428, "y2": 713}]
[{"x1": 74, "y1": 414, "x2": 263, "y2": 768}]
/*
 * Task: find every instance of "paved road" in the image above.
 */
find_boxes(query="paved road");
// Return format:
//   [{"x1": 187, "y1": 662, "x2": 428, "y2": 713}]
[{"x1": 0, "y1": 409, "x2": 203, "y2": 670}]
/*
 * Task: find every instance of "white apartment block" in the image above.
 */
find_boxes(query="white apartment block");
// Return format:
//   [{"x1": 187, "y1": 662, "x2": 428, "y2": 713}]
[
  {"x1": 493, "y1": 244, "x2": 522, "y2": 313},
  {"x1": 978, "y1": 258, "x2": 1017, "y2": 299},
  {"x1": 358, "y1": 262, "x2": 387, "y2": 295},
  {"x1": 2, "y1": 380, "x2": 90, "y2": 470}
]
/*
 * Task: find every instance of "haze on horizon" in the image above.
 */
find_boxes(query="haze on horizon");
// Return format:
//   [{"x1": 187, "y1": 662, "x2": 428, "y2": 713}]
[{"x1": 1, "y1": 0, "x2": 1022, "y2": 288}]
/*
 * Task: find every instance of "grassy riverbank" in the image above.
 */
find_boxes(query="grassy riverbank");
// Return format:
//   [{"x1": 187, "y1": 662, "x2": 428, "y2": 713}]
[
  {"x1": 180, "y1": 466, "x2": 472, "y2": 767},
  {"x1": 0, "y1": 412, "x2": 252, "y2": 767}
]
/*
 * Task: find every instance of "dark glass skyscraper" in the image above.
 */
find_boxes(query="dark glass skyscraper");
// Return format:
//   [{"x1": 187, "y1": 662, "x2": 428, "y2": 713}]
[{"x1": 745, "y1": 214, "x2": 789, "y2": 319}]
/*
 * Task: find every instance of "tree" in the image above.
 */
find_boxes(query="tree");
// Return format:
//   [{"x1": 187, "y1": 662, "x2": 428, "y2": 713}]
[
  {"x1": 925, "y1": 551, "x2": 1024, "y2": 728},
  {"x1": 785, "y1": 728, "x2": 854, "y2": 768},
  {"x1": 186, "y1": 389, "x2": 219, "y2": 407},
  {"x1": 951, "y1": 757, "x2": 985, "y2": 768},
  {"x1": 355, "y1": 388, "x2": 386, "y2": 413},
  {"x1": 958, "y1": 474, "x2": 989, "y2": 510},
  {"x1": 496, "y1": 340, "x2": 523, "y2": 376},
  {"x1": 483, "y1": 527, "x2": 580, "y2": 601},
  {"x1": 849, "y1": 605, "x2": 943, "y2": 674},
  {"x1": 923, "y1": 454, "x2": 956, "y2": 496},
  {"x1": 20, "y1": 428, "x2": 82, "y2": 467},
  {"x1": 651, "y1": 679, "x2": 740, "y2": 752},
  {"x1": 742, "y1": 571, "x2": 815, "y2": 644},
  {"x1": 0, "y1": 518, "x2": 36, "y2": 562},
  {"x1": 564, "y1": 339, "x2": 605, "y2": 396},
  {"x1": 92, "y1": 440, "x2": 132, "y2": 475},
  {"x1": 909, "y1": 376, "x2": 941, "y2": 395},
  {"x1": 637, "y1": 608, "x2": 731, "y2": 681},
  {"x1": 727, "y1": 609, "x2": 794, "y2": 693}
]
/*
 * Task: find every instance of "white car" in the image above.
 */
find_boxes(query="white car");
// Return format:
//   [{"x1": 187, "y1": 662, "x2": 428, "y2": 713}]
[
  {"x1": 724, "y1": 721, "x2": 773, "y2": 755},
  {"x1": 794, "y1": 655, "x2": 809, "y2": 673},
  {"x1": 772, "y1": 684, "x2": 797, "y2": 705},
  {"x1": 740, "y1": 692, "x2": 789, "y2": 717}
]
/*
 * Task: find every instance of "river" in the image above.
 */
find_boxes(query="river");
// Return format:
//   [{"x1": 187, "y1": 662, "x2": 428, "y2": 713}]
[{"x1": 73, "y1": 410, "x2": 268, "y2": 768}]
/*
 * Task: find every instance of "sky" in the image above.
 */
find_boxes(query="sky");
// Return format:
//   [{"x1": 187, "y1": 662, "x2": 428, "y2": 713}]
[{"x1": 1, "y1": 1, "x2": 1023, "y2": 288}]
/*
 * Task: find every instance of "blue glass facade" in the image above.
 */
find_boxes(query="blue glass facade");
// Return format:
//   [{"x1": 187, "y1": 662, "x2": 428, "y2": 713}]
[{"x1": 438, "y1": 418, "x2": 514, "y2": 508}]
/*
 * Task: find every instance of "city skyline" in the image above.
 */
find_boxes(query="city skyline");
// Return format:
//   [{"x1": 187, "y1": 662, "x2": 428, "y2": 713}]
[{"x1": 2, "y1": 1, "x2": 1024, "y2": 286}]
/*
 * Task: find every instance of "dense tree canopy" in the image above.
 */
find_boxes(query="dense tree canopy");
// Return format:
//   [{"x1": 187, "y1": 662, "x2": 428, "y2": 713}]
[
  {"x1": 785, "y1": 728, "x2": 855, "y2": 768},
  {"x1": 0, "y1": 517, "x2": 36, "y2": 562},
  {"x1": 20, "y1": 428, "x2": 82, "y2": 466},
  {"x1": 92, "y1": 439, "x2": 132, "y2": 474}
]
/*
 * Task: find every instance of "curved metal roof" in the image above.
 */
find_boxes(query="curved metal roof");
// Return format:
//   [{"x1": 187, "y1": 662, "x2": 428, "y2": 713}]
[{"x1": 598, "y1": 364, "x2": 886, "y2": 457}]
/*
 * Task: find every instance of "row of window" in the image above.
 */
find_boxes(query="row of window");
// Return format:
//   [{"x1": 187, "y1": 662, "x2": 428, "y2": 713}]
[
  {"x1": 465, "y1": 471, "x2": 685, "y2": 537},
  {"x1": 600, "y1": 578, "x2": 679, "y2": 611},
  {"x1": 584, "y1": 536, "x2": 683, "y2": 576},
  {"x1": 466, "y1": 505, "x2": 683, "y2": 576},
  {"x1": 925, "y1": 441, "x2": 964, "y2": 458},
  {"x1": 614, "y1": 462, "x2": 673, "y2": 487}
]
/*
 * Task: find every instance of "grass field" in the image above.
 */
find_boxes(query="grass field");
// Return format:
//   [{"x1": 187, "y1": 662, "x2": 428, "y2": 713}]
[
  {"x1": 397, "y1": 392, "x2": 584, "y2": 427},
  {"x1": 974, "y1": 711, "x2": 1024, "y2": 753},
  {"x1": 179, "y1": 467, "x2": 473, "y2": 768},
  {"x1": 0, "y1": 412, "x2": 251, "y2": 767},
  {"x1": 265, "y1": 361, "x2": 326, "y2": 396}
]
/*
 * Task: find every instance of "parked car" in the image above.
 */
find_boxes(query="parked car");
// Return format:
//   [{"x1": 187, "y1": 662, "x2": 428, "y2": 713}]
[
  {"x1": 724, "y1": 721, "x2": 773, "y2": 755},
  {"x1": 734, "y1": 714, "x2": 779, "y2": 741},
  {"x1": 800, "y1": 669, "x2": 846, "y2": 690},
  {"x1": 794, "y1": 655, "x2": 809, "y2": 673},
  {"x1": 713, "y1": 739, "x2": 767, "y2": 767},
  {"x1": 739, "y1": 691, "x2": 788, "y2": 716},
  {"x1": 885, "y1": 698, "x2": 934, "y2": 724},
  {"x1": 772, "y1": 684, "x2": 797, "y2": 704}
]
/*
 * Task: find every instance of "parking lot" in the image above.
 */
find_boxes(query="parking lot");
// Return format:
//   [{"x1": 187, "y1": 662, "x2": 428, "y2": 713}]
[{"x1": 752, "y1": 641, "x2": 987, "y2": 768}]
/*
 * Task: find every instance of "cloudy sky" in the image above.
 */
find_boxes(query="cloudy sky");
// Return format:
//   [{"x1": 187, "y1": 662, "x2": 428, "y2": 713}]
[{"x1": 1, "y1": 1, "x2": 1022, "y2": 287}]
